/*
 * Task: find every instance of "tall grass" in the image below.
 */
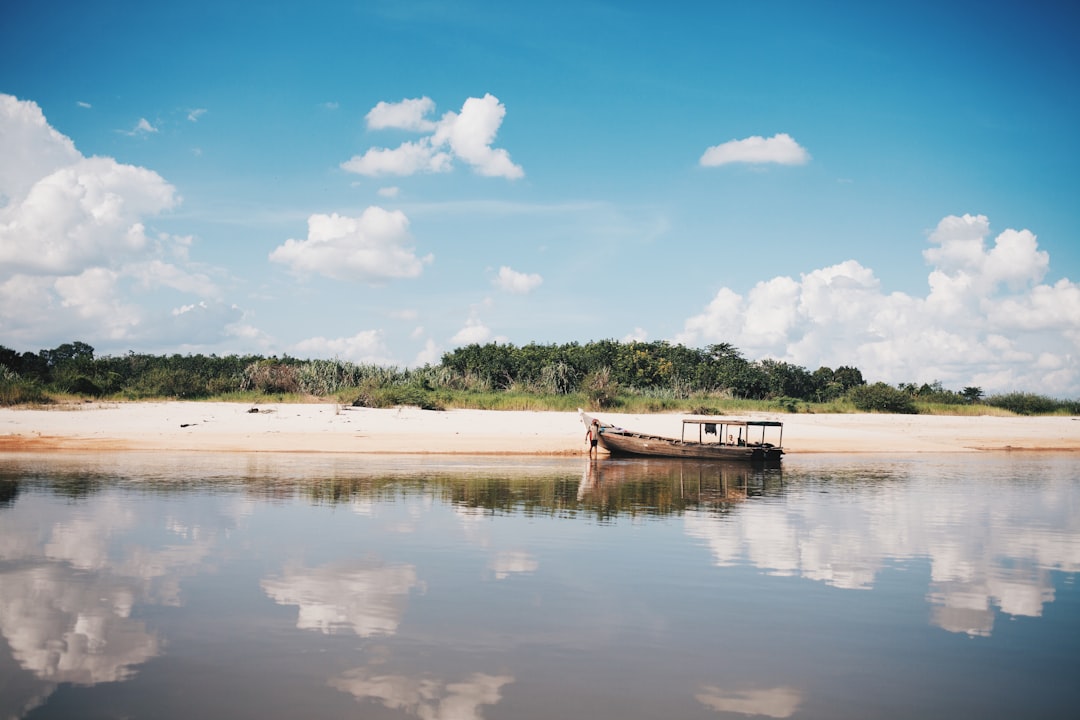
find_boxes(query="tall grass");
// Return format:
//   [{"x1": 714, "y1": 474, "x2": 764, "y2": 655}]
[{"x1": 0, "y1": 368, "x2": 50, "y2": 406}]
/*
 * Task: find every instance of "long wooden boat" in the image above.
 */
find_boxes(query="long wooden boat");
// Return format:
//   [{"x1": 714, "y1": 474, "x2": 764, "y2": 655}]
[{"x1": 580, "y1": 409, "x2": 783, "y2": 463}]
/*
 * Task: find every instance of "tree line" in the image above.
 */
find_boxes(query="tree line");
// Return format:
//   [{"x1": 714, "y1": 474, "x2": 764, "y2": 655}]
[{"x1": 1, "y1": 340, "x2": 1076, "y2": 415}]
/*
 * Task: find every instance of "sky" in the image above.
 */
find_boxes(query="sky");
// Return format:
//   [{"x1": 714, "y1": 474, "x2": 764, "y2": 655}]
[{"x1": 1, "y1": 0, "x2": 1078, "y2": 396}]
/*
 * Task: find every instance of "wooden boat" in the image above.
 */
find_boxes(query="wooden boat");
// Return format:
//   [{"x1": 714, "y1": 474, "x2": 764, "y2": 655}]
[{"x1": 580, "y1": 409, "x2": 783, "y2": 463}]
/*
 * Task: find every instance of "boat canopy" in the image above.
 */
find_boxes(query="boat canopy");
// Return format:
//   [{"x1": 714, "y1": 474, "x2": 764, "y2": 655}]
[{"x1": 680, "y1": 417, "x2": 783, "y2": 447}]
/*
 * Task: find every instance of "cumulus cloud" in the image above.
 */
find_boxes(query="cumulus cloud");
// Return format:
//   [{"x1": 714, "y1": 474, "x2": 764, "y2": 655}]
[
  {"x1": 493, "y1": 266, "x2": 542, "y2": 294},
  {"x1": 676, "y1": 214, "x2": 1080, "y2": 396},
  {"x1": 413, "y1": 338, "x2": 442, "y2": 367},
  {"x1": 342, "y1": 140, "x2": 452, "y2": 176},
  {"x1": 342, "y1": 94, "x2": 524, "y2": 179},
  {"x1": 0, "y1": 158, "x2": 178, "y2": 276},
  {"x1": 291, "y1": 330, "x2": 397, "y2": 365},
  {"x1": 365, "y1": 96, "x2": 438, "y2": 131},
  {"x1": 0, "y1": 93, "x2": 240, "y2": 351},
  {"x1": 269, "y1": 208, "x2": 432, "y2": 283},
  {"x1": 451, "y1": 317, "x2": 492, "y2": 345},
  {"x1": 700, "y1": 132, "x2": 810, "y2": 166},
  {"x1": 1, "y1": 93, "x2": 80, "y2": 200}
]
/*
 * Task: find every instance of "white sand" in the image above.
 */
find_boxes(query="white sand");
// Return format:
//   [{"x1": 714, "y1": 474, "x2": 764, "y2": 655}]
[{"x1": 1, "y1": 402, "x2": 1077, "y2": 455}]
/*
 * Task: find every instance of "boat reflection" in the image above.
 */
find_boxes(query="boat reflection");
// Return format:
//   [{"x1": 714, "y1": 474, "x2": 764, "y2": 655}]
[
  {"x1": 578, "y1": 458, "x2": 784, "y2": 519},
  {"x1": 0, "y1": 454, "x2": 785, "y2": 521}
]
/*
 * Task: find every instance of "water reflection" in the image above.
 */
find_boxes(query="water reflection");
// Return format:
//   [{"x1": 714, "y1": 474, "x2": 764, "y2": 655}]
[
  {"x1": 0, "y1": 452, "x2": 1078, "y2": 719},
  {"x1": 0, "y1": 564, "x2": 160, "y2": 684},
  {"x1": 330, "y1": 668, "x2": 514, "y2": 720},
  {"x1": 695, "y1": 685, "x2": 802, "y2": 718},
  {"x1": 680, "y1": 455, "x2": 1080, "y2": 636},
  {"x1": 262, "y1": 559, "x2": 420, "y2": 636}
]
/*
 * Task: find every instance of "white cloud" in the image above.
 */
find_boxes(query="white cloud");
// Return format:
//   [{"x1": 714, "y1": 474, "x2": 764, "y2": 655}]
[
  {"x1": 675, "y1": 214, "x2": 1080, "y2": 396},
  {"x1": 128, "y1": 259, "x2": 221, "y2": 298},
  {"x1": 493, "y1": 266, "x2": 542, "y2": 294},
  {"x1": 342, "y1": 94, "x2": 523, "y2": 179},
  {"x1": 53, "y1": 268, "x2": 140, "y2": 334},
  {"x1": 291, "y1": 330, "x2": 397, "y2": 365},
  {"x1": 413, "y1": 338, "x2": 441, "y2": 366},
  {"x1": 623, "y1": 327, "x2": 648, "y2": 343},
  {"x1": 377, "y1": 186, "x2": 400, "y2": 198},
  {"x1": 1, "y1": 93, "x2": 81, "y2": 200},
  {"x1": 451, "y1": 317, "x2": 492, "y2": 345},
  {"x1": 0, "y1": 156, "x2": 178, "y2": 277},
  {"x1": 341, "y1": 139, "x2": 453, "y2": 176},
  {"x1": 700, "y1": 132, "x2": 810, "y2": 166},
  {"x1": 76, "y1": 100, "x2": 92, "y2": 109},
  {"x1": 125, "y1": 118, "x2": 158, "y2": 136},
  {"x1": 365, "y1": 96, "x2": 438, "y2": 131},
  {"x1": 0, "y1": 93, "x2": 241, "y2": 351},
  {"x1": 186, "y1": 108, "x2": 207, "y2": 122},
  {"x1": 432, "y1": 94, "x2": 524, "y2": 178},
  {"x1": 269, "y1": 208, "x2": 433, "y2": 282}
]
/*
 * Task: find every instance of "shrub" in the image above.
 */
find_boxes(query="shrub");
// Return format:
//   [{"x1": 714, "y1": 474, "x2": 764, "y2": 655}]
[
  {"x1": 584, "y1": 366, "x2": 619, "y2": 409},
  {"x1": 0, "y1": 368, "x2": 50, "y2": 405},
  {"x1": 129, "y1": 368, "x2": 206, "y2": 398},
  {"x1": 67, "y1": 376, "x2": 103, "y2": 397},
  {"x1": 986, "y1": 392, "x2": 1061, "y2": 415},
  {"x1": 848, "y1": 383, "x2": 918, "y2": 414},
  {"x1": 352, "y1": 382, "x2": 445, "y2": 411},
  {"x1": 242, "y1": 361, "x2": 300, "y2": 395}
]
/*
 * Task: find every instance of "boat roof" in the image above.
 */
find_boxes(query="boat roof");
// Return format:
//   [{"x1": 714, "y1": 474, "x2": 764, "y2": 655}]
[{"x1": 681, "y1": 418, "x2": 783, "y2": 428}]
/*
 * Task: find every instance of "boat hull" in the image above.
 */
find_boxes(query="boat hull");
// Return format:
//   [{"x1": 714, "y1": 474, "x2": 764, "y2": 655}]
[
  {"x1": 581, "y1": 409, "x2": 783, "y2": 463},
  {"x1": 597, "y1": 430, "x2": 783, "y2": 462}
]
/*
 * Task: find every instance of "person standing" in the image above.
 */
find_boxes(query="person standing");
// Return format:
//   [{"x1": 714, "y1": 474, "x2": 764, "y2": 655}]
[{"x1": 586, "y1": 418, "x2": 601, "y2": 457}]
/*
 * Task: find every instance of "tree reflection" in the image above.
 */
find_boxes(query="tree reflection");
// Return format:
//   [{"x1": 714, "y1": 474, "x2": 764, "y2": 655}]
[{"x1": 1, "y1": 456, "x2": 786, "y2": 520}]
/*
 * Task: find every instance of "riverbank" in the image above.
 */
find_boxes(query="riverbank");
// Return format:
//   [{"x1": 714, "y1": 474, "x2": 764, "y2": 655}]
[{"x1": 1, "y1": 402, "x2": 1077, "y2": 454}]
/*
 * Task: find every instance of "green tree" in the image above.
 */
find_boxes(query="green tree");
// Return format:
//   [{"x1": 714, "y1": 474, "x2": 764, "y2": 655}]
[{"x1": 960, "y1": 386, "x2": 984, "y2": 404}]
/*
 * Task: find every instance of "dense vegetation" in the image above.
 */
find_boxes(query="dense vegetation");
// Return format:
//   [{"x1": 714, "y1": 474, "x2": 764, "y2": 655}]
[{"x1": 2, "y1": 340, "x2": 1077, "y2": 416}]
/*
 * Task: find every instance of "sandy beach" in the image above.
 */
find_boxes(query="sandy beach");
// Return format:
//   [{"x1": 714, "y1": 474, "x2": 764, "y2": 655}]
[{"x1": 0, "y1": 401, "x2": 1077, "y2": 455}]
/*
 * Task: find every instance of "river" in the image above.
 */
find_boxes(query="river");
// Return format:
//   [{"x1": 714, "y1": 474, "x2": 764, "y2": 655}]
[{"x1": 1, "y1": 452, "x2": 1078, "y2": 719}]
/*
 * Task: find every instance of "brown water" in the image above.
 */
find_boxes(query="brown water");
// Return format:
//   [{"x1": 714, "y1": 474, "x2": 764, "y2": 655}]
[{"x1": 1, "y1": 452, "x2": 1078, "y2": 719}]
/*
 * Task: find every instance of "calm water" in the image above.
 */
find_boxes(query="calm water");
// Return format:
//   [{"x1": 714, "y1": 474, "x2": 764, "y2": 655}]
[{"x1": 1, "y1": 452, "x2": 1078, "y2": 720}]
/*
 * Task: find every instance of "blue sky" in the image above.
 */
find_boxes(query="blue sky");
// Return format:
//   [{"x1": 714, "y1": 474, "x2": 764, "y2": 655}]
[{"x1": 2, "y1": 0, "x2": 1078, "y2": 396}]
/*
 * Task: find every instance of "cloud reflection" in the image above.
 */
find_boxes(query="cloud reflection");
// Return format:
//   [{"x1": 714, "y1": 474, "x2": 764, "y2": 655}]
[
  {"x1": 489, "y1": 550, "x2": 538, "y2": 580},
  {"x1": 330, "y1": 667, "x2": 514, "y2": 720},
  {"x1": 684, "y1": 469, "x2": 1080, "y2": 636},
  {"x1": 0, "y1": 489, "x2": 233, "y2": 706},
  {"x1": 696, "y1": 685, "x2": 802, "y2": 718},
  {"x1": 262, "y1": 560, "x2": 420, "y2": 636},
  {"x1": 0, "y1": 565, "x2": 161, "y2": 684}
]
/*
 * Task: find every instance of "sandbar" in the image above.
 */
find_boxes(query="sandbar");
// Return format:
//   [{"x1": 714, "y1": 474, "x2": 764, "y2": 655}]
[{"x1": 1, "y1": 402, "x2": 1077, "y2": 455}]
